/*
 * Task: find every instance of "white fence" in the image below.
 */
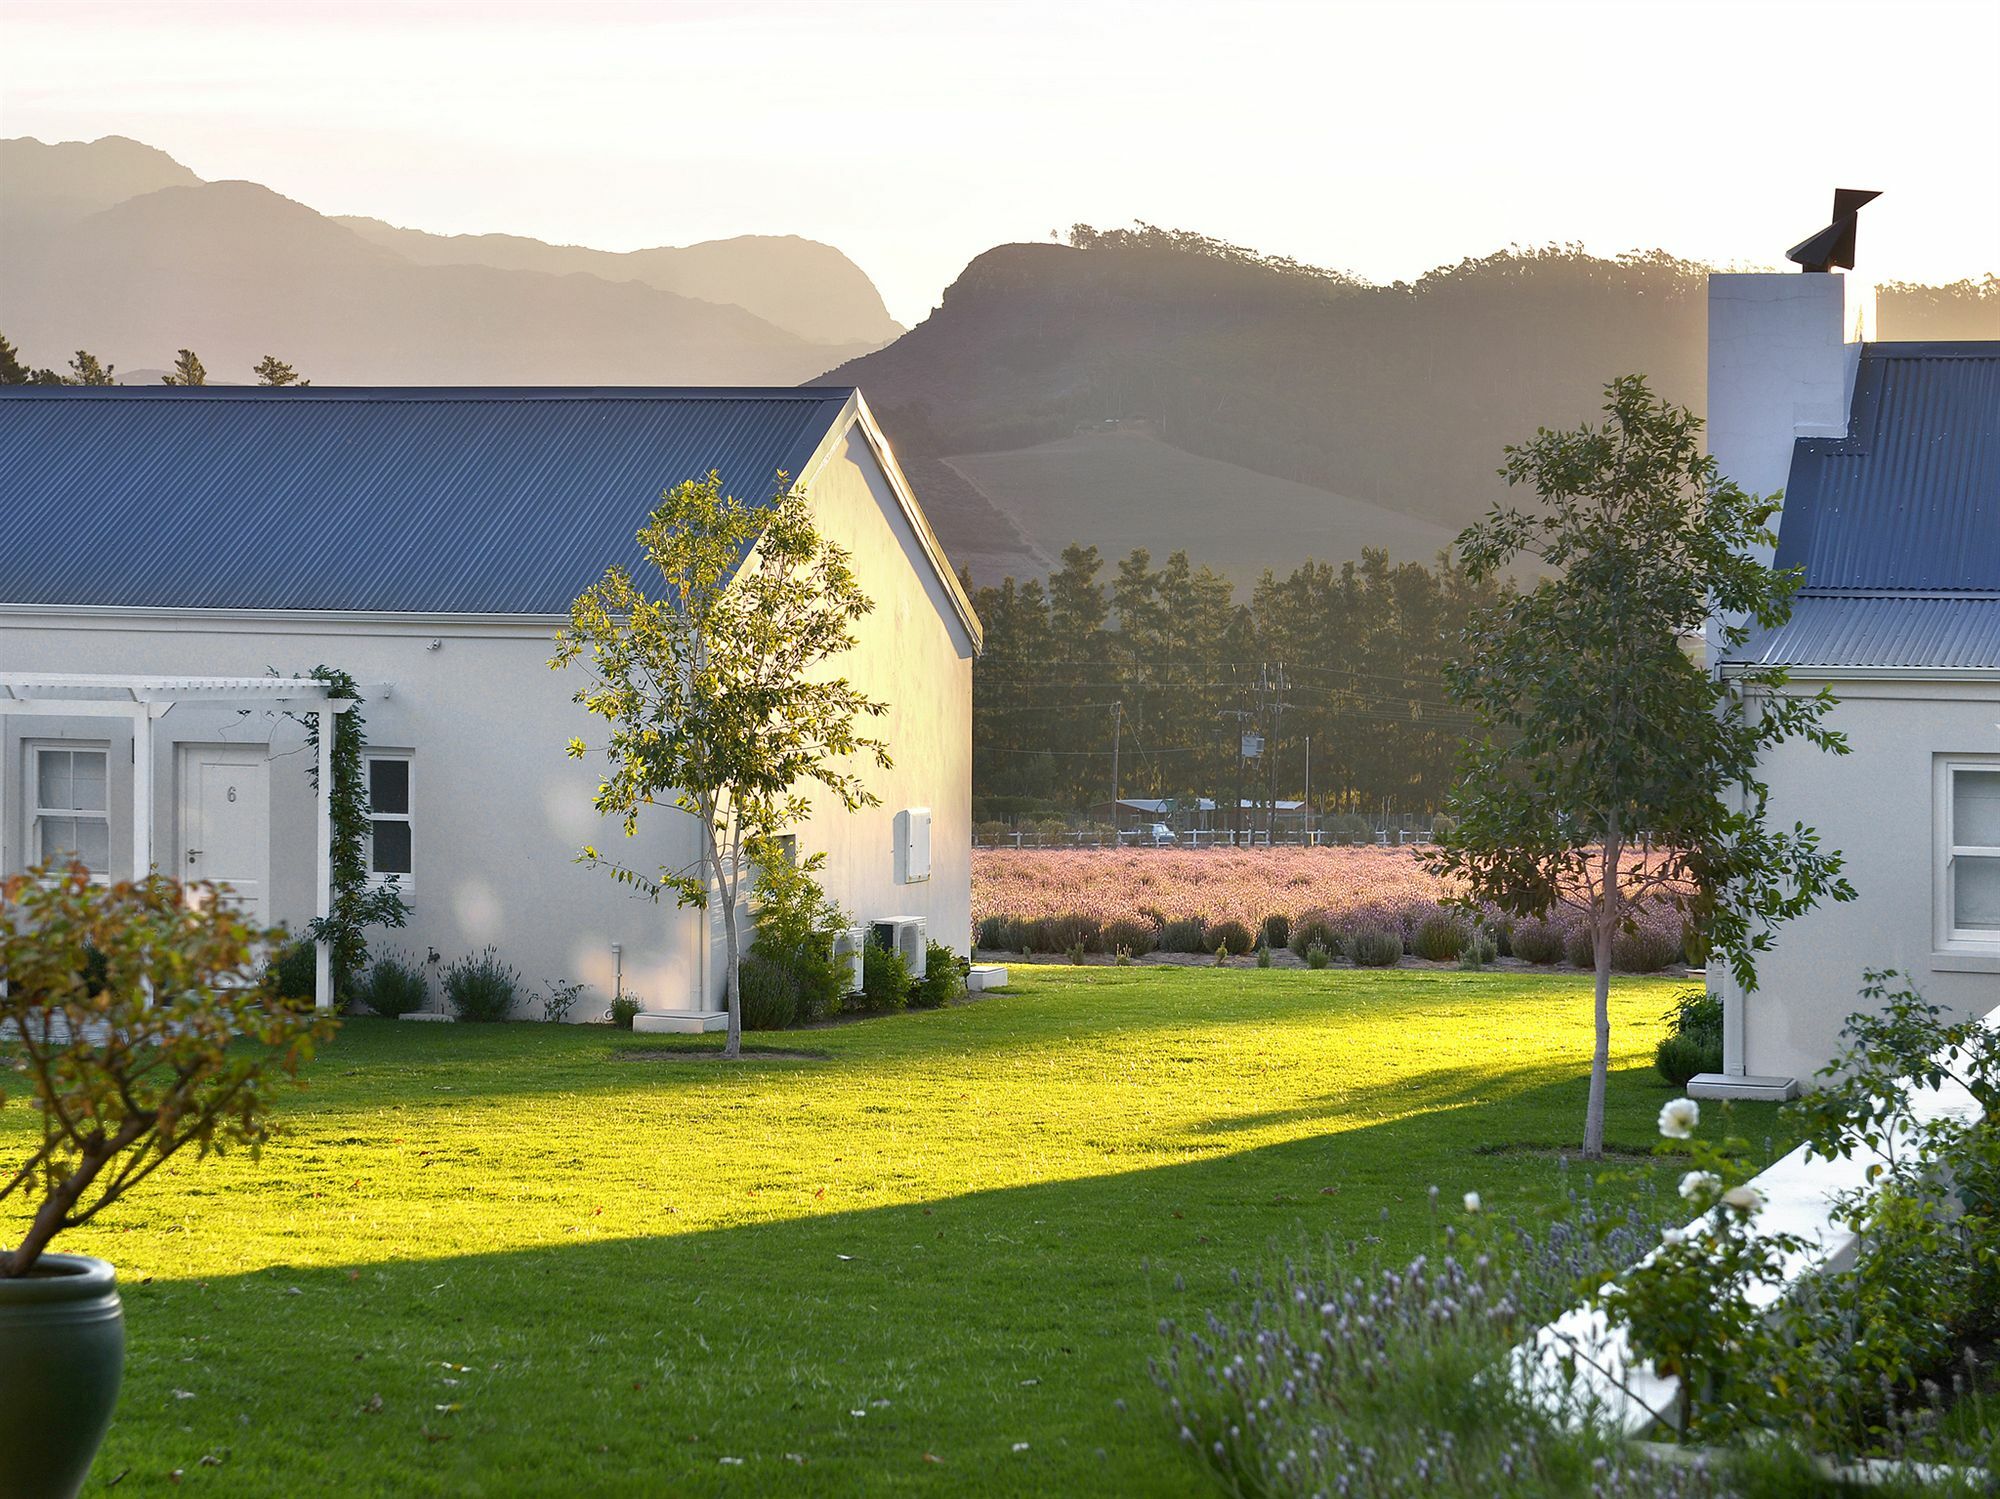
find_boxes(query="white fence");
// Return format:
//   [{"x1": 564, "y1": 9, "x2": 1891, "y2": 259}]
[{"x1": 972, "y1": 828, "x2": 1437, "y2": 850}]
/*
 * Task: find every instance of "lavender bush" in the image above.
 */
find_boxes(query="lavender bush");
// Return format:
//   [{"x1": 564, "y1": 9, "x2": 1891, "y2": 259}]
[{"x1": 1153, "y1": 1193, "x2": 1739, "y2": 1498}]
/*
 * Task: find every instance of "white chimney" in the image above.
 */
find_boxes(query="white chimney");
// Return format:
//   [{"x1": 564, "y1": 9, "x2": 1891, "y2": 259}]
[
  {"x1": 1706, "y1": 271, "x2": 1876, "y2": 559},
  {"x1": 1702, "y1": 271, "x2": 1876, "y2": 667}
]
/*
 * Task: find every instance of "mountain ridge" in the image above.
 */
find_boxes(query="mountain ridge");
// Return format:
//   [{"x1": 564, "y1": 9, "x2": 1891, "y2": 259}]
[
  {"x1": 332, "y1": 216, "x2": 901, "y2": 349},
  {"x1": 0, "y1": 135, "x2": 898, "y2": 383}
]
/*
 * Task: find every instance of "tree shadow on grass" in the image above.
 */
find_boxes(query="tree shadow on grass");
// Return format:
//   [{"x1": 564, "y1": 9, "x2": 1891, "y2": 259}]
[{"x1": 87, "y1": 1062, "x2": 1787, "y2": 1499}]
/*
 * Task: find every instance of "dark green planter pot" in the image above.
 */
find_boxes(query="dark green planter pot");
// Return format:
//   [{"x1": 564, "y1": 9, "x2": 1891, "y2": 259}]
[{"x1": 0, "y1": 1255, "x2": 124, "y2": 1499}]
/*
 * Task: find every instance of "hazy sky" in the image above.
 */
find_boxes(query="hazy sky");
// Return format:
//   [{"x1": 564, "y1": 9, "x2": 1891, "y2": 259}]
[{"x1": 5, "y1": 0, "x2": 1996, "y2": 327}]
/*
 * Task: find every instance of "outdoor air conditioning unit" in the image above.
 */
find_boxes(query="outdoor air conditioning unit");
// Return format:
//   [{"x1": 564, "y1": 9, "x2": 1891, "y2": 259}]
[
  {"x1": 871, "y1": 916, "x2": 928, "y2": 979},
  {"x1": 831, "y1": 926, "x2": 868, "y2": 995}
]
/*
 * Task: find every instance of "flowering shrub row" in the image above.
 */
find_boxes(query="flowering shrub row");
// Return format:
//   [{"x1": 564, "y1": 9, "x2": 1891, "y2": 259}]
[{"x1": 973, "y1": 849, "x2": 1688, "y2": 967}]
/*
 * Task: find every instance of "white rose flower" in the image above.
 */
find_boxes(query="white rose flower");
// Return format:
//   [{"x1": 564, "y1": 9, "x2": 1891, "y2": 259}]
[
  {"x1": 1678, "y1": 1170, "x2": 1722, "y2": 1204},
  {"x1": 1660, "y1": 1227, "x2": 1686, "y2": 1246},
  {"x1": 1657, "y1": 1098, "x2": 1700, "y2": 1140},
  {"x1": 1721, "y1": 1184, "x2": 1764, "y2": 1216},
  {"x1": 1463, "y1": 1192, "x2": 1483, "y2": 1214}
]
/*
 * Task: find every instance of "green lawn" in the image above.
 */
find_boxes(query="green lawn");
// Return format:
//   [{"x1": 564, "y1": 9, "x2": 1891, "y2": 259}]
[{"x1": 11, "y1": 967, "x2": 1783, "y2": 1496}]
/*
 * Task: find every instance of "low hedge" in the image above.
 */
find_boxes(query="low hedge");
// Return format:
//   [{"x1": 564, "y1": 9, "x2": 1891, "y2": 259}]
[
  {"x1": 1348, "y1": 927, "x2": 1403, "y2": 967},
  {"x1": 1204, "y1": 919, "x2": 1255, "y2": 956},
  {"x1": 1289, "y1": 911, "x2": 1340, "y2": 960},
  {"x1": 910, "y1": 940, "x2": 964, "y2": 1008},
  {"x1": 1509, "y1": 919, "x2": 1566, "y2": 966},
  {"x1": 1103, "y1": 918, "x2": 1159, "y2": 958},
  {"x1": 362, "y1": 951, "x2": 428, "y2": 1018},
  {"x1": 1410, "y1": 915, "x2": 1468, "y2": 962}
]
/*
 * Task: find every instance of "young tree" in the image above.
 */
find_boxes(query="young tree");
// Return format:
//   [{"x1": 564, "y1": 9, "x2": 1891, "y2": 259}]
[
  {"x1": 1429, "y1": 375, "x2": 1854, "y2": 1158},
  {"x1": 162, "y1": 348, "x2": 207, "y2": 385},
  {"x1": 64, "y1": 349, "x2": 116, "y2": 386},
  {"x1": 253, "y1": 354, "x2": 309, "y2": 387},
  {"x1": 552, "y1": 473, "x2": 889, "y2": 1057}
]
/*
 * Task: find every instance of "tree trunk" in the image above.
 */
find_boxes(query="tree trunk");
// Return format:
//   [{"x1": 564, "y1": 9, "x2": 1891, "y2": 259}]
[
  {"x1": 701, "y1": 808, "x2": 742, "y2": 1060},
  {"x1": 3, "y1": 1143, "x2": 107, "y2": 1276},
  {"x1": 719, "y1": 880, "x2": 742, "y2": 1059},
  {"x1": 1583, "y1": 823, "x2": 1624, "y2": 1160}
]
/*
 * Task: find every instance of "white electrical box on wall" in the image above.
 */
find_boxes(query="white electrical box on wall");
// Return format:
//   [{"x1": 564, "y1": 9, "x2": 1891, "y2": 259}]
[{"x1": 894, "y1": 807, "x2": 932, "y2": 884}]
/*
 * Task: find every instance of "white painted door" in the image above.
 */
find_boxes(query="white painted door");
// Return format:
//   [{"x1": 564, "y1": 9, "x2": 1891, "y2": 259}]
[{"x1": 180, "y1": 746, "x2": 270, "y2": 924}]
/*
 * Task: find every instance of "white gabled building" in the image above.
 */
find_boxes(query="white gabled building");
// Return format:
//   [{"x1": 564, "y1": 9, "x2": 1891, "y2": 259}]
[
  {"x1": 1701, "y1": 272, "x2": 2000, "y2": 1095},
  {"x1": 0, "y1": 386, "x2": 980, "y2": 1025}
]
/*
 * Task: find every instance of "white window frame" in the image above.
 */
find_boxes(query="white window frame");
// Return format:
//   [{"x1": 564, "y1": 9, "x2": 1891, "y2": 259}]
[
  {"x1": 27, "y1": 741, "x2": 113, "y2": 881},
  {"x1": 1935, "y1": 756, "x2": 2000, "y2": 952},
  {"x1": 363, "y1": 752, "x2": 414, "y2": 896}
]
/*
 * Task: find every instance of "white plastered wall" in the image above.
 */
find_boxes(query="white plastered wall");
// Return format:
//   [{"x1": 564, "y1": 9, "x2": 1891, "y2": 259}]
[
  {"x1": 0, "y1": 618, "x2": 704, "y2": 1019},
  {"x1": 1735, "y1": 677, "x2": 2000, "y2": 1081},
  {"x1": 784, "y1": 428, "x2": 976, "y2": 973}
]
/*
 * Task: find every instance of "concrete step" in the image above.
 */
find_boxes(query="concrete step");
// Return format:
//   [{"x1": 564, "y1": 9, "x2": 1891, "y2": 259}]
[
  {"x1": 632, "y1": 1010, "x2": 730, "y2": 1035},
  {"x1": 1687, "y1": 1071, "x2": 1800, "y2": 1102}
]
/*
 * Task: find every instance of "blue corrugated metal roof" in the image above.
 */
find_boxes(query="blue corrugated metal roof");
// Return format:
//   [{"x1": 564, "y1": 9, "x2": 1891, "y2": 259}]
[
  {"x1": 1730, "y1": 341, "x2": 2000, "y2": 671},
  {"x1": 0, "y1": 387, "x2": 858, "y2": 614},
  {"x1": 1772, "y1": 343, "x2": 2000, "y2": 592},
  {"x1": 1731, "y1": 595, "x2": 2000, "y2": 670}
]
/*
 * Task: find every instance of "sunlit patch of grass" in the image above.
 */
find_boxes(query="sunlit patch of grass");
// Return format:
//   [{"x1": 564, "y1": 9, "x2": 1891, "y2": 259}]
[{"x1": 1, "y1": 967, "x2": 1786, "y2": 1495}]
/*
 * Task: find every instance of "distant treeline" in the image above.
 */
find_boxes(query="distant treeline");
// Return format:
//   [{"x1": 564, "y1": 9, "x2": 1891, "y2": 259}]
[
  {"x1": 967, "y1": 544, "x2": 1506, "y2": 820},
  {"x1": 0, "y1": 332, "x2": 308, "y2": 388}
]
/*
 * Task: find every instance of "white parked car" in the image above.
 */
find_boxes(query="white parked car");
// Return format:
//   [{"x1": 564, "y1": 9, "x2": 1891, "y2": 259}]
[{"x1": 1123, "y1": 821, "x2": 1176, "y2": 846}]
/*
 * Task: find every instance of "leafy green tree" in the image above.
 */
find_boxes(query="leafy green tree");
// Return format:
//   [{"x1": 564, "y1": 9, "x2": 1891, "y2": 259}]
[
  {"x1": 1429, "y1": 375, "x2": 1854, "y2": 1158},
  {"x1": 253, "y1": 354, "x2": 309, "y2": 387},
  {"x1": 0, "y1": 332, "x2": 61, "y2": 385},
  {"x1": 64, "y1": 349, "x2": 116, "y2": 386},
  {"x1": 162, "y1": 348, "x2": 207, "y2": 386},
  {"x1": 552, "y1": 473, "x2": 889, "y2": 1057}
]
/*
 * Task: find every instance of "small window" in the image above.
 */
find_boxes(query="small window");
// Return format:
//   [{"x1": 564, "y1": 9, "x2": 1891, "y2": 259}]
[
  {"x1": 32, "y1": 745, "x2": 111, "y2": 876},
  {"x1": 365, "y1": 755, "x2": 413, "y2": 886},
  {"x1": 1942, "y1": 762, "x2": 2000, "y2": 944}
]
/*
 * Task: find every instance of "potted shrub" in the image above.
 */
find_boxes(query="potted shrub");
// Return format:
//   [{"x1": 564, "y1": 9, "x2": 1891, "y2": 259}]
[{"x1": 0, "y1": 865, "x2": 333, "y2": 1498}]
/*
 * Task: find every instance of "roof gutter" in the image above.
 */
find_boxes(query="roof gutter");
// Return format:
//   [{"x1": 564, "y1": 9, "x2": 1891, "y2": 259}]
[{"x1": 1720, "y1": 662, "x2": 2000, "y2": 683}]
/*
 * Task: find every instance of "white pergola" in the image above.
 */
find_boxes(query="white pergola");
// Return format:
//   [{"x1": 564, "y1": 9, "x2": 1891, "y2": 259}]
[{"x1": 0, "y1": 673, "x2": 351, "y2": 1011}]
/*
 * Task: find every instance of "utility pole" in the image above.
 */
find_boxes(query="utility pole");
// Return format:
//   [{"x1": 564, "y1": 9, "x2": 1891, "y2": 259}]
[
  {"x1": 1110, "y1": 700, "x2": 1122, "y2": 814},
  {"x1": 1224, "y1": 681, "x2": 1252, "y2": 848},
  {"x1": 1303, "y1": 734, "x2": 1312, "y2": 846},
  {"x1": 1264, "y1": 665, "x2": 1279, "y2": 845},
  {"x1": 1256, "y1": 663, "x2": 1297, "y2": 846}
]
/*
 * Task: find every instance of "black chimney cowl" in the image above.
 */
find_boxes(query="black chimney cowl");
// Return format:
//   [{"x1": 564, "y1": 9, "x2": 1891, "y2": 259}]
[{"x1": 1787, "y1": 189, "x2": 1883, "y2": 272}]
